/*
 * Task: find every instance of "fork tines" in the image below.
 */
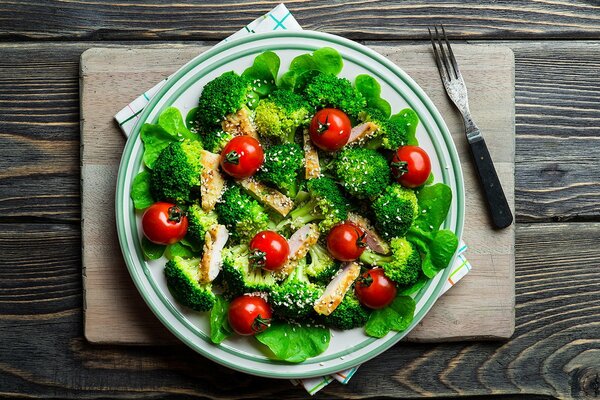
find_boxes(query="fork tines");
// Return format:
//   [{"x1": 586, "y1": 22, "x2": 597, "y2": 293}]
[{"x1": 429, "y1": 25, "x2": 461, "y2": 82}]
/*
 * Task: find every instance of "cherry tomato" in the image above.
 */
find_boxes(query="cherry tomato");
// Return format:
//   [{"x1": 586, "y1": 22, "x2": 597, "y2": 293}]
[
  {"x1": 355, "y1": 268, "x2": 397, "y2": 309},
  {"x1": 309, "y1": 108, "x2": 351, "y2": 151},
  {"x1": 141, "y1": 202, "x2": 188, "y2": 245},
  {"x1": 390, "y1": 145, "x2": 432, "y2": 188},
  {"x1": 249, "y1": 230, "x2": 290, "y2": 271},
  {"x1": 228, "y1": 295, "x2": 272, "y2": 336},
  {"x1": 326, "y1": 222, "x2": 368, "y2": 262},
  {"x1": 220, "y1": 136, "x2": 264, "y2": 179}
]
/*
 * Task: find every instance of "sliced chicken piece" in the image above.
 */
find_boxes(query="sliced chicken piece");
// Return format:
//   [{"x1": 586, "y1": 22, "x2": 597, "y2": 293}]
[
  {"x1": 200, "y1": 150, "x2": 226, "y2": 212},
  {"x1": 303, "y1": 128, "x2": 321, "y2": 179},
  {"x1": 347, "y1": 122, "x2": 378, "y2": 144},
  {"x1": 238, "y1": 177, "x2": 294, "y2": 216},
  {"x1": 347, "y1": 212, "x2": 390, "y2": 254},
  {"x1": 222, "y1": 107, "x2": 258, "y2": 139},
  {"x1": 314, "y1": 261, "x2": 361, "y2": 316},
  {"x1": 279, "y1": 224, "x2": 320, "y2": 277},
  {"x1": 200, "y1": 224, "x2": 229, "y2": 283}
]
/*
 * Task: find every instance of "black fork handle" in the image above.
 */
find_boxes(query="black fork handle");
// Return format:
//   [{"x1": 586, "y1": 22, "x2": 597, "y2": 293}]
[{"x1": 468, "y1": 135, "x2": 513, "y2": 229}]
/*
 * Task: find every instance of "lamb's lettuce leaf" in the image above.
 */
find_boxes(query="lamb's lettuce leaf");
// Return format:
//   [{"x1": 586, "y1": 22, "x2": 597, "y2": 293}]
[
  {"x1": 131, "y1": 170, "x2": 154, "y2": 209},
  {"x1": 390, "y1": 108, "x2": 420, "y2": 145},
  {"x1": 165, "y1": 242, "x2": 196, "y2": 259},
  {"x1": 407, "y1": 183, "x2": 459, "y2": 278},
  {"x1": 255, "y1": 322, "x2": 330, "y2": 363},
  {"x1": 365, "y1": 296, "x2": 416, "y2": 338},
  {"x1": 210, "y1": 295, "x2": 232, "y2": 344},
  {"x1": 140, "y1": 106, "x2": 199, "y2": 168},
  {"x1": 141, "y1": 237, "x2": 165, "y2": 260},
  {"x1": 355, "y1": 74, "x2": 391, "y2": 118},
  {"x1": 242, "y1": 51, "x2": 280, "y2": 97},
  {"x1": 279, "y1": 47, "x2": 343, "y2": 91}
]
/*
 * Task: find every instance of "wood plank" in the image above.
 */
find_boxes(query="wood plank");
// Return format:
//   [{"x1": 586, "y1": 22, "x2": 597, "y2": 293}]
[
  {"x1": 81, "y1": 44, "x2": 515, "y2": 344},
  {"x1": 0, "y1": 1, "x2": 599, "y2": 41},
  {"x1": 0, "y1": 222, "x2": 597, "y2": 398},
  {"x1": 1, "y1": 41, "x2": 600, "y2": 222}
]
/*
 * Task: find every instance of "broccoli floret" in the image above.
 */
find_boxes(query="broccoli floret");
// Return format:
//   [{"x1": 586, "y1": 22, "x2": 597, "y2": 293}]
[
  {"x1": 254, "y1": 90, "x2": 310, "y2": 143},
  {"x1": 150, "y1": 139, "x2": 203, "y2": 203},
  {"x1": 255, "y1": 143, "x2": 304, "y2": 197},
  {"x1": 269, "y1": 258, "x2": 323, "y2": 321},
  {"x1": 303, "y1": 74, "x2": 366, "y2": 117},
  {"x1": 287, "y1": 177, "x2": 349, "y2": 232},
  {"x1": 335, "y1": 147, "x2": 391, "y2": 199},
  {"x1": 164, "y1": 256, "x2": 216, "y2": 312},
  {"x1": 201, "y1": 129, "x2": 235, "y2": 153},
  {"x1": 196, "y1": 71, "x2": 258, "y2": 131},
  {"x1": 359, "y1": 108, "x2": 408, "y2": 150},
  {"x1": 306, "y1": 243, "x2": 340, "y2": 285},
  {"x1": 359, "y1": 238, "x2": 421, "y2": 286},
  {"x1": 185, "y1": 204, "x2": 218, "y2": 247},
  {"x1": 215, "y1": 185, "x2": 270, "y2": 242},
  {"x1": 323, "y1": 290, "x2": 370, "y2": 330},
  {"x1": 221, "y1": 245, "x2": 276, "y2": 297},
  {"x1": 371, "y1": 184, "x2": 419, "y2": 239}
]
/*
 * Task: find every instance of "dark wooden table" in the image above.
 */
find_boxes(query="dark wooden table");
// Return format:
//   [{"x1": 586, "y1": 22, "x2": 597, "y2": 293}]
[{"x1": 1, "y1": 1, "x2": 600, "y2": 398}]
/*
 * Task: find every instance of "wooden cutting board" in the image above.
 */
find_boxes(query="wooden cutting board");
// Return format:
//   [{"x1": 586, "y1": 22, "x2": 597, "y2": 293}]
[{"x1": 80, "y1": 44, "x2": 515, "y2": 345}]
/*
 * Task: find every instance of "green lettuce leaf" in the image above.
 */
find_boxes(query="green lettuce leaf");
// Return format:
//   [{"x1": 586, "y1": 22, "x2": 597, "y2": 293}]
[
  {"x1": 141, "y1": 237, "x2": 165, "y2": 260},
  {"x1": 210, "y1": 295, "x2": 232, "y2": 344},
  {"x1": 243, "y1": 51, "x2": 281, "y2": 97},
  {"x1": 255, "y1": 322, "x2": 331, "y2": 363},
  {"x1": 365, "y1": 296, "x2": 416, "y2": 338},
  {"x1": 414, "y1": 183, "x2": 452, "y2": 233},
  {"x1": 278, "y1": 47, "x2": 343, "y2": 91},
  {"x1": 165, "y1": 242, "x2": 196, "y2": 259},
  {"x1": 140, "y1": 106, "x2": 199, "y2": 168},
  {"x1": 157, "y1": 107, "x2": 197, "y2": 140},
  {"x1": 355, "y1": 74, "x2": 391, "y2": 118},
  {"x1": 131, "y1": 170, "x2": 154, "y2": 209},
  {"x1": 390, "y1": 108, "x2": 420, "y2": 145}
]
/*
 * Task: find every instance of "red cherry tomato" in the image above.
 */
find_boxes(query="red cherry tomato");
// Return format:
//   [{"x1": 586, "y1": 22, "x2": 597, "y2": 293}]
[
  {"x1": 309, "y1": 108, "x2": 351, "y2": 151},
  {"x1": 220, "y1": 136, "x2": 264, "y2": 179},
  {"x1": 249, "y1": 230, "x2": 290, "y2": 271},
  {"x1": 141, "y1": 202, "x2": 188, "y2": 245},
  {"x1": 326, "y1": 222, "x2": 368, "y2": 262},
  {"x1": 228, "y1": 295, "x2": 272, "y2": 336},
  {"x1": 391, "y1": 145, "x2": 432, "y2": 188},
  {"x1": 355, "y1": 268, "x2": 397, "y2": 309}
]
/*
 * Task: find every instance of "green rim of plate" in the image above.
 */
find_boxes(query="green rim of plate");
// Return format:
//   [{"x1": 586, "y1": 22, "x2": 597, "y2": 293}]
[{"x1": 115, "y1": 30, "x2": 465, "y2": 379}]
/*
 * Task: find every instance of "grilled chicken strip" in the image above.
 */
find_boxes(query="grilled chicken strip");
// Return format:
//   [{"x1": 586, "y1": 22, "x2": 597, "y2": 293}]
[
  {"x1": 200, "y1": 150, "x2": 226, "y2": 212},
  {"x1": 238, "y1": 177, "x2": 294, "y2": 217},
  {"x1": 279, "y1": 224, "x2": 320, "y2": 277},
  {"x1": 222, "y1": 108, "x2": 258, "y2": 139},
  {"x1": 347, "y1": 122, "x2": 378, "y2": 144},
  {"x1": 313, "y1": 261, "x2": 361, "y2": 315},
  {"x1": 200, "y1": 224, "x2": 229, "y2": 283},
  {"x1": 347, "y1": 212, "x2": 390, "y2": 254},
  {"x1": 303, "y1": 128, "x2": 321, "y2": 179}
]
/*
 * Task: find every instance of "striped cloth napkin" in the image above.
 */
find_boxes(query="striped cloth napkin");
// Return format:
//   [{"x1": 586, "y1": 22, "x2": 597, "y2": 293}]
[{"x1": 114, "y1": 3, "x2": 472, "y2": 395}]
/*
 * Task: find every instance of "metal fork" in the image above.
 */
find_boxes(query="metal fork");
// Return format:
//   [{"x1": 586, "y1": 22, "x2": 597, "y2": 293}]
[{"x1": 429, "y1": 26, "x2": 513, "y2": 229}]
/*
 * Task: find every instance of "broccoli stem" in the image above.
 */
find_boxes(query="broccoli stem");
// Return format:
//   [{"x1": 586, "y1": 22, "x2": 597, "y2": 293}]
[
  {"x1": 285, "y1": 128, "x2": 297, "y2": 144},
  {"x1": 359, "y1": 249, "x2": 392, "y2": 266},
  {"x1": 364, "y1": 136, "x2": 383, "y2": 150},
  {"x1": 288, "y1": 198, "x2": 324, "y2": 227},
  {"x1": 287, "y1": 257, "x2": 307, "y2": 282},
  {"x1": 308, "y1": 244, "x2": 328, "y2": 264}
]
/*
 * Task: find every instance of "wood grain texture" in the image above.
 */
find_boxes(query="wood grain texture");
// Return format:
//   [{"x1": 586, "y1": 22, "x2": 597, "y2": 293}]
[
  {"x1": 2, "y1": 41, "x2": 600, "y2": 223},
  {"x1": 80, "y1": 44, "x2": 515, "y2": 344},
  {"x1": 0, "y1": 222, "x2": 598, "y2": 398},
  {"x1": 0, "y1": 1, "x2": 599, "y2": 41}
]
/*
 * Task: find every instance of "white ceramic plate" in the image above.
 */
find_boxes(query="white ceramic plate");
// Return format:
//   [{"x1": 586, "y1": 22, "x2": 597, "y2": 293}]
[{"x1": 116, "y1": 30, "x2": 464, "y2": 379}]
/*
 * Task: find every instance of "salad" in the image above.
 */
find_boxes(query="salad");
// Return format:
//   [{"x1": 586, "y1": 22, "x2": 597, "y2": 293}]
[{"x1": 130, "y1": 47, "x2": 459, "y2": 363}]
